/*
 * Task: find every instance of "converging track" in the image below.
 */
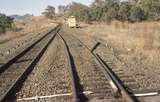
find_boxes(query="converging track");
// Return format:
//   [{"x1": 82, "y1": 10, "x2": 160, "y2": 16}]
[
  {"x1": 0, "y1": 24, "x2": 137, "y2": 102},
  {"x1": 62, "y1": 25, "x2": 160, "y2": 102},
  {"x1": 57, "y1": 26, "x2": 136, "y2": 102},
  {"x1": 0, "y1": 24, "x2": 159, "y2": 102},
  {"x1": 69, "y1": 33, "x2": 136, "y2": 102}
]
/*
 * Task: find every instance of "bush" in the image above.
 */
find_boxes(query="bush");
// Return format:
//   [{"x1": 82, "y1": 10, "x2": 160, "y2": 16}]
[
  {"x1": 130, "y1": 6, "x2": 146, "y2": 22},
  {"x1": 90, "y1": 6, "x2": 104, "y2": 21},
  {"x1": 102, "y1": 7, "x2": 118, "y2": 23},
  {"x1": 118, "y1": 2, "x2": 131, "y2": 21},
  {"x1": 0, "y1": 13, "x2": 14, "y2": 34},
  {"x1": 138, "y1": 0, "x2": 160, "y2": 20}
]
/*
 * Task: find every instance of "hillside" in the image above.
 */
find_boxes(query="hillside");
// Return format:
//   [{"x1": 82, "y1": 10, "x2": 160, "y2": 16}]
[{"x1": 10, "y1": 14, "x2": 33, "y2": 20}]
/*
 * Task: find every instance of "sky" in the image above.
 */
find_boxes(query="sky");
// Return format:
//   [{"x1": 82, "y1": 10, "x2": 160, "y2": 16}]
[{"x1": 0, "y1": 0, "x2": 93, "y2": 16}]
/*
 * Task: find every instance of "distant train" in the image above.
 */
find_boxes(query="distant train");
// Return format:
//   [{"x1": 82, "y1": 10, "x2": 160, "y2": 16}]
[{"x1": 67, "y1": 16, "x2": 78, "y2": 28}]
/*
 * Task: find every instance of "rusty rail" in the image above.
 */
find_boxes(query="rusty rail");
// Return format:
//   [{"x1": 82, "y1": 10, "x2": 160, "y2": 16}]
[
  {"x1": 0, "y1": 24, "x2": 60, "y2": 102},
  {"x1": 71, "y1": 34, "x2": 137, "y2": 102},
  {"x1": 57, "y1": 32, "x2": 79, "y2": 102}
]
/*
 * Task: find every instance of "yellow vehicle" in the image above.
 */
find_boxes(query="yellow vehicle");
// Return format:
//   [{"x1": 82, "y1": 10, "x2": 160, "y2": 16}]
[{"x1": 67, "y1": 16, "x2": 77, "y2": 28}]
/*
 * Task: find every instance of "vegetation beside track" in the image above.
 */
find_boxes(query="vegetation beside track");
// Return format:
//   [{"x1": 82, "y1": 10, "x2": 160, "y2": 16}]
[
  {"x1": 55, "y1": 0, "x2": 160, "y2": 23},
  {"x1": 0, "y1": 13, "x2": 14, "y2": 34}
]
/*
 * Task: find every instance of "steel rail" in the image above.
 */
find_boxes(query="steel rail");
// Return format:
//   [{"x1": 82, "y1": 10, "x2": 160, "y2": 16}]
[
  {"x1": 0, "y1": 26, "x2": 59, "y2": 74},
  {"x1": 57, "y1": 32, "x2": 79, "y2": 102},
  {"x1": 0, "y1": 24, "x2": 60, "y2": 102},
  {"x1": 70, "y1": 34, "x2": 137, "y2": 102},
  {"x1": 94, "y1": 54, "x2": 136, "y2": 102}
]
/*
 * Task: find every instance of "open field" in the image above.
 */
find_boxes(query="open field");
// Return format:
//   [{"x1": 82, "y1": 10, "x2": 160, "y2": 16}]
[{"x1": 81, "y1": 21, "x2": 160, "y2": 50}]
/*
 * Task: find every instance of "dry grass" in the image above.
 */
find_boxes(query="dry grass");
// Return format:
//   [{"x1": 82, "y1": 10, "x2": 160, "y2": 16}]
[
  {"x1": 112, "y1": 21, "x2": 160, "y2": 50},
  {"x1": 83, "y1": 21, "x2": 160, "y2": 51},
  {"x1": 14, "y1": 16, "x2": 56, "y2": 33},
  {"x1": 0, "y1": 16, "x2": 57, "y2": 44}
]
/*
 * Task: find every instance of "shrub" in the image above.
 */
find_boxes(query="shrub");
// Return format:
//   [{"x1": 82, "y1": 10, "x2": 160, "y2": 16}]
[
  {"x1": 102, "y1": 7, "x2": 118, "y2": 23},
  {"x1": 138, "y1": 0, "x2": 160, "y2": 20},
  {"x1": 90, "y1": 6, "x2": 104, "y2": 21},
  {"x1": 129, "y1": 6, "x2": 146, "y2": 22},
  {"x1": 118, "y1": 2, "x2": 131, "y2": 21},
  {"x1": 0, "y1": 13, "x2": 14, "y2": 34}
]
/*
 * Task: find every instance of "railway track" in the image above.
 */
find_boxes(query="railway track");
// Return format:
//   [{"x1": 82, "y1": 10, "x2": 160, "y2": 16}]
[
  {"x1": 0, "y1": 24, "x2": 61, "y2": 102},
  {"x1": 58, "y1": 25, "x2": 142, "y2": 101},
  {"x1": 68, "y1": 34, "x2": 137, "y2": 102},
  {"x1": 93, "y1": 38, "x2": 160, "y2": 101},
  {"x1": 63, "y1": 25, "x2": 160, "y2": 102},
  {"x1": 57, "y1": 27, "x2": 137, "y2": 102},
  {"x1": 14, "y1": 29, "x2": 112, "y2": 102},
  {"x1": 57, "y1": 31, "x2": 114, "y2": 102},
  {"x1": 57, "y1": 33, "x2": 79, "y2": 102},
  {"x1": 1, "y1": 24, "x2": 159, "y2": 102},
  {"x1": 16, "y1": 33, "x2": 74, "y2": 102}
]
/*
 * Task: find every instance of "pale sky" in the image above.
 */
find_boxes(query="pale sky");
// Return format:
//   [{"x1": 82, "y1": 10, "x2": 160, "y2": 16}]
[{"x1": 0, "y1": 0, "x2": 93, "y2": 16}]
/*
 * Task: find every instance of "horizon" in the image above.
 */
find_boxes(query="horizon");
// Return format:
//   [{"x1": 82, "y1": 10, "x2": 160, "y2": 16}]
[{"x1": 0, "y1": 0, "x2": 93, "y2": 16}]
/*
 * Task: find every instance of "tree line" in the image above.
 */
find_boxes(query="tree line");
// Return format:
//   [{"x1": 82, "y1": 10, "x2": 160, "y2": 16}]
[
  {"x1": 0, "y1": 13, "x2": 14, "y2": 34},
  {"x1": 72, "y1": 0, "x2": 160, "y2": 23},
  {"x1": 43, "y1": 0, "x2": 160, "y2": 23}
]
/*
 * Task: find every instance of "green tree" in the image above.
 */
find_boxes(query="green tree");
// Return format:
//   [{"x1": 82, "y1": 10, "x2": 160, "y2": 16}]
[
  {"x1": 42, "y1": 5, "x2": 56, "y2": 19},
  {"x1": 58, "y1": 5, "x2": 66, "y2": 15},
  {"x1": 62, "y1": 0, "x2": 160, "y2": 23},
  {"x1": 66, "y1": 2, "x2": 91, "y2": 22},
  {"x1": 138, "y1": 0, "x2": 160, "y2": 20},
  {"x1": 118, "y1": 2, "x2": 131, "y2": 21},
  {"x1": 130, "y1": 6, "x2": 146, "y2": 22},
  {"x1": 90, "y1": 6, "x2": 104, "y2": 21},
  {"x1": 90, "y1": 0, "x2": 119, "y2": 22},
  {"x1": 102, "y1": 7, "x2": 118, "y2": 22},
  {"x1": 0, "y1": 13, "x2": 14, "y2": 34},
  {"x1": 68, "y1": 2, "x2": 89, "y2": 16}
]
